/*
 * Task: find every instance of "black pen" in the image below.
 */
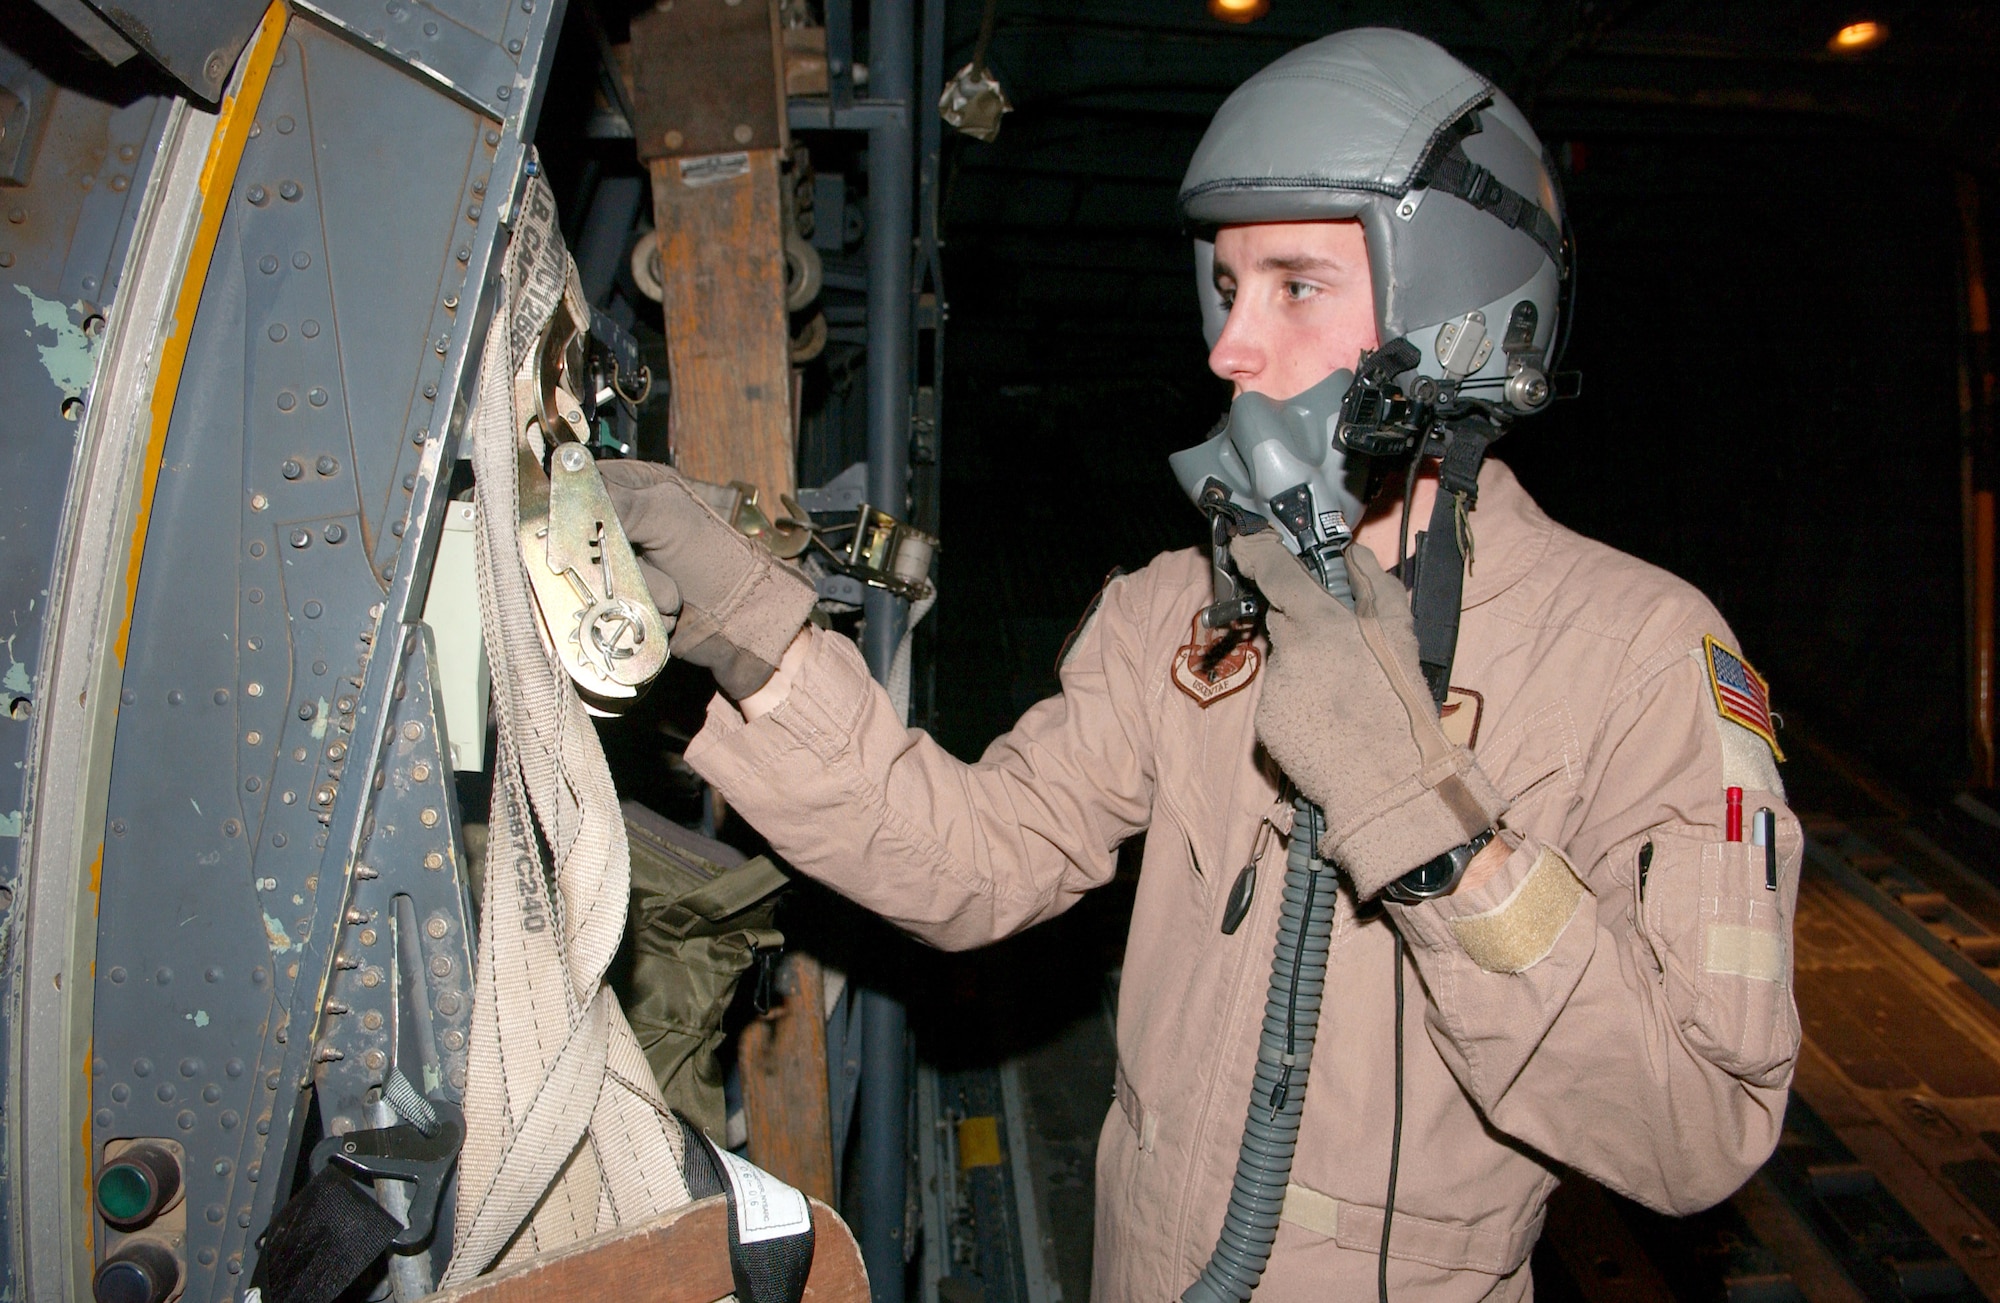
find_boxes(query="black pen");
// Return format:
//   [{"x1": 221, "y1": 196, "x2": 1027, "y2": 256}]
[{"x1": 1752, "y1": 808, "x2": 1777, "y2": 890}]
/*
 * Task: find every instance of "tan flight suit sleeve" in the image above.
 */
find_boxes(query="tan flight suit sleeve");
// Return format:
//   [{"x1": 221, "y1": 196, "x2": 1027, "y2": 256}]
[
  {"x1": 684, "y1": 569, "x2": 1165, "y2": 951},
  {"x1": 1387, "y1": 616, "x2": 1800, "y2": 1216}
]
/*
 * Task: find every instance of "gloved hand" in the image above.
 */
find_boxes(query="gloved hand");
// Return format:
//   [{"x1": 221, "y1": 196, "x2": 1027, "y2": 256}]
[
  {"x1": 1230, "y1": 530, "x2": 1508, "y2": 899},
  {"x1": 597, "y1": 460, "x2": 817, "y2": 700}
]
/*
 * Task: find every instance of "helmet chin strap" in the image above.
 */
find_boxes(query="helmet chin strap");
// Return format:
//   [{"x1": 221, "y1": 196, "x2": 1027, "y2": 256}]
[
  {"x1": 1329, "y1": 337, "x2": 1509, "y2": 706},
  {"x1": 1404, "y1": 419, "x2": 1494, "y2": 704}
]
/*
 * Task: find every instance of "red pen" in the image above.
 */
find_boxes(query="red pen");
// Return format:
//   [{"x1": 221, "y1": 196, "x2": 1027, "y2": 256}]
[{"x1": 1725, "y1": 787, "x2": 1743, "y2": 842}]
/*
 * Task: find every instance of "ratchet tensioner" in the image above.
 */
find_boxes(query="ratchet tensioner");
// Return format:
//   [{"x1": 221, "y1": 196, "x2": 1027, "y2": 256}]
[{"x1": 515, "y1": 282, "x2": 671, "y2": 713}]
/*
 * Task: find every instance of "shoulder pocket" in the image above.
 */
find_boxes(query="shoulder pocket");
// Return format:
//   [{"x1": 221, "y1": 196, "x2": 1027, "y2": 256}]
[{"x1": 1640, "y1": 819, "x2": 1800, "y2": 1085}]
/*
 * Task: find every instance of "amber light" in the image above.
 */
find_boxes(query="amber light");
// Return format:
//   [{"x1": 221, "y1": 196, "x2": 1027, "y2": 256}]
[
  {"x1": 1828, "y1": 20, "x2": 1887, "y2": 52},
  {"x1": 1209, "y1": 0, "x2": 1271, "y2": 23}
]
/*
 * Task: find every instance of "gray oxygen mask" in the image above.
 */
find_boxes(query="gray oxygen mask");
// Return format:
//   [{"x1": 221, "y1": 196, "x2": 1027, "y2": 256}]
[{"x1": 1169, "y1": 366, "x2": 1368, "y2": 616}]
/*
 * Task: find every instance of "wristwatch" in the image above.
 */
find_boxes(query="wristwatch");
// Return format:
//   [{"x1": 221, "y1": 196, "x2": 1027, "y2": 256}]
[{"x1": 1381, "y1": 828, "x2": 1497, "y2": 904}]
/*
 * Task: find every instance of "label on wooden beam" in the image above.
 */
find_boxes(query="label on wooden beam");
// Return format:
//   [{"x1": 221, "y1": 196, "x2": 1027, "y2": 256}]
[{"x1": 679, "y1": 152, "x2": 752, "y2": 186}]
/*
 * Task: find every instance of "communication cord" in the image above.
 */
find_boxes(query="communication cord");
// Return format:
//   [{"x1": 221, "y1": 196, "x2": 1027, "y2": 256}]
[
  {"x1": 1380, "y1": 932, "x2": 1405, "y2": 1303},
  {"x1": 1181, "y1": 556, "x2": 1352, "y2": 1303}
]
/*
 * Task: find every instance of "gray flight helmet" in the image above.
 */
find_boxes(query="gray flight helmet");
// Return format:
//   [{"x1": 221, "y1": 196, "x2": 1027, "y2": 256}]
[{"x1": 1182, "y1": 27, "x2": 1567, "y2": 411}]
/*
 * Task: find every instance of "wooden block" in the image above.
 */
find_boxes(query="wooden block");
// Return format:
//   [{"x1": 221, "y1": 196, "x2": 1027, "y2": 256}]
[
  {"x1": 628, "y1": 0, "x2": 786, "y2": 160},
  {"x1": 783, "y1": 26, "x2": 829, "y2": 97},
  {"x1": 739, "y1": 951, "x2": 836, "y2": 1202},
  {"x1": 426, "y1": 1194, "x2": 868, "y2": 1303},
  {"x1": 648, "y1": 148, "x2": 795, "y2": 501}
]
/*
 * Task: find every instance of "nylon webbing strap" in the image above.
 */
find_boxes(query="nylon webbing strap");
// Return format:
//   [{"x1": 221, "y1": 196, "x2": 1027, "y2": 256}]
[
  {"x1": 1409, "y1": 427, "x2": 1491, "y2": 704},
  {"x1": 440, "y1": 157, "x2": 693, "y2": 1287},
  {"x1": 674, "y1": 1115, "x2": 817, "y2": 1303},
  {"x1": 1423, "y1": 144, "x2": 1564, "y2": 267},
  {"x1": 250, "y1": 1166, "x2": 402, "y2": 1303}
]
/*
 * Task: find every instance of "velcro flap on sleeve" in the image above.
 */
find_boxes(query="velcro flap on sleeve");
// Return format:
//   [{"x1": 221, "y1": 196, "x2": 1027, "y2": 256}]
[{"x1": 1448, "y1": 846, "x2": 1586, "y2": 974}]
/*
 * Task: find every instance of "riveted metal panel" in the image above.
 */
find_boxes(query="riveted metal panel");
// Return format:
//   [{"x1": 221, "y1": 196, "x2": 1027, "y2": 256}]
[
  {"x1": 0, "y1": 24, "x2": 174, "y2": 1291},
  {"x1": 76, "y1": 0, "x2": 569, "y2": 1286},
  {"x1": 295, "y1": 0, "x2": 550, "y2": 122},
  {"x1": 227, "y1": 22, "x2": 491, "y2": 597}
]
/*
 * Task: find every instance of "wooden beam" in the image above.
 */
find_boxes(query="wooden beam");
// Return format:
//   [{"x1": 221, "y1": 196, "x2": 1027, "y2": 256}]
[
  {"x1": 739, "y1": 951, "x2": 837, "y2": 1202},
  {"x1": 427, "y1": 1194, "x2": 868, "y2": 1303},
  {"x1": 648, "y1": 148, "x2": 796, "y2": 502}
]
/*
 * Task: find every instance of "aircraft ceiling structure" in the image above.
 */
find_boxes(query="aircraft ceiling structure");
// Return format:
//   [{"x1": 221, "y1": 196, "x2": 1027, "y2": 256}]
[{"x1": 1, "y1": 0, "x2": 567, "y2": 1296}]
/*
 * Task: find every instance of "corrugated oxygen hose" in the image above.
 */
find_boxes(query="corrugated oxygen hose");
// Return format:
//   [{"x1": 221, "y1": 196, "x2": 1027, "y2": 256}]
[{"x1": 1182, "y1": 554, "x2": 1352, "y2": 1303}]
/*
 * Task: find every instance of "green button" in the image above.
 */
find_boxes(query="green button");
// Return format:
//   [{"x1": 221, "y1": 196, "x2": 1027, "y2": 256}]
[{"x1": 95, "y1": 1163, "x2": 155, "y2": 1223}]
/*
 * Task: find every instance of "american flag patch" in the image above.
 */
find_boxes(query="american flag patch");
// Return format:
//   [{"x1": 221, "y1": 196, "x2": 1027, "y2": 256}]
[{"x1": 1704, "y1": 635, "x2": 1783, "y2": 761}]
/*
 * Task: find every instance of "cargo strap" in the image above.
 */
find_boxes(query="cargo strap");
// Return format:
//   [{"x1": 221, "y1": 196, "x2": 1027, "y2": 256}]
[
  {"x1": 440, "y1": 161, "x2": 694, "y2": 1287},
  {"x1": 248, "y1": 1167, "x2": 402, "y2": 1303}
]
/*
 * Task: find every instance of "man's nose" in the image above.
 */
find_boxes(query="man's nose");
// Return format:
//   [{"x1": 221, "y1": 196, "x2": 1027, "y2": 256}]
[{"x1": 1207, "y1": 301, "x2": 1264, "y2": 387}]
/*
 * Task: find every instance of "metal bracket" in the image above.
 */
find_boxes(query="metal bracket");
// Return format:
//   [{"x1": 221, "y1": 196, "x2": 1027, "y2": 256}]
[
  {"x1": 0, "y1": 49, "x2": 54, "y2": 186},
  {"x1": 310, "y1": 1098, "x2": 465, "y2": 1250}
]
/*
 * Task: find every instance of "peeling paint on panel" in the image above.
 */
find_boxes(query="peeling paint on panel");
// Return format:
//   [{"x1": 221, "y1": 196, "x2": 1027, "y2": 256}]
[
  {"x1": 3, "y1": 632, "x2": 29, "y2": 694},
  {"x1": 262, "y1": 912, "x2": 297, "y2": 952},
  {"x1": 0, "y1": 811, "x2": 19, "y2": 838},
  {"x1": 13, "y1": 284, "x2": 98, "y2": 401}
]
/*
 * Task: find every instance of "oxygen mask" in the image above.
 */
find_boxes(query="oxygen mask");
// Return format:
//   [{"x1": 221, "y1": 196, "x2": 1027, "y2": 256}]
[{"x1": 1169, "y1": 366, "x2": 1371, "y2": 621}]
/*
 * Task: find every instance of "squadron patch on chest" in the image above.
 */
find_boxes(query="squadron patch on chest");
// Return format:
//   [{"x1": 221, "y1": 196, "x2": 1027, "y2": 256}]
[
  {"x1": 1704, "y1": 635, "x2": 1784, "y2": 761},
  {"x1": 1171, "y1": 614, "x2": 1261, "y2": 707}
]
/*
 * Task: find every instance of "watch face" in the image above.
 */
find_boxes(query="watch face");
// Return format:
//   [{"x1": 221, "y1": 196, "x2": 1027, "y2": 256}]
[
  {"x1": 1409, "y1": 857, "x2": 1458, "y2": 892},
  {"x1": 1384, "y1": 854, "x2": 1456, "y2": 903},
  {"x1": 1386, "y1": 832, "x2": 1493, "y2": 903}
]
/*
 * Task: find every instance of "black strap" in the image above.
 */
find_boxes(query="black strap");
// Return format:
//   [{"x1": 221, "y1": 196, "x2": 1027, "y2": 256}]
[
  {"x1": 1408, "y1": 425, "x2": 1492, "y2": 704},
  {"x1": 674, "y1": 1113, "x2": 816, "y2": 1303},
  {"x1": 1422, "y1": 144, "x2": 1564, "y2": 269},
  {"x1": 251, "y1": 1165, "x2": 403, "y2": 1303}
]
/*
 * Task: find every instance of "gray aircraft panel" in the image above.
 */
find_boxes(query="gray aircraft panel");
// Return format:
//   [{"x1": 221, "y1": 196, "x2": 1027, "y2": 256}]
[
  {"x1": 0, "y1": 0, "x2": 562, "y2": 1289},
  {"x1": 90, "y1": 84, "x2": 333, "y2": 1291},
  {"x1": 79, "y1": 0, "x2": 560, "y2": 1290},
  {"x1": 278, "y1": 22, "x2": 489, "y2": 585},
  {"x1": 294, "y1": 0, "x2": 543, "y2": 122},
  {"x1": 0, "y1": 42, "x2": 173, "y2": 1294}
]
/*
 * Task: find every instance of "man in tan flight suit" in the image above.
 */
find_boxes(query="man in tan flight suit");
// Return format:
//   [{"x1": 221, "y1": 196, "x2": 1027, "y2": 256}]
[{"x1": 599, "y1": 27, "x2": 1800, "y2": 1302}]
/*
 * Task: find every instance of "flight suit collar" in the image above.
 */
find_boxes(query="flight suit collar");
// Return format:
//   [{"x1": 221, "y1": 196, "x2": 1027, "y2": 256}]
[{"x1": 1460, "y1": 458, "x2": 1553, "y2": 610}]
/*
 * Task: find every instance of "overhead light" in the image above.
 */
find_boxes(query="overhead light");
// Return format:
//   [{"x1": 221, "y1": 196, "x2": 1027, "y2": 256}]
[
  {"x1": 1208, "y1": 0, "x2": 1270, "y2": 23},
  {"x1": 1828, "y1": 20, "x2": 1887, "y2": 52}
]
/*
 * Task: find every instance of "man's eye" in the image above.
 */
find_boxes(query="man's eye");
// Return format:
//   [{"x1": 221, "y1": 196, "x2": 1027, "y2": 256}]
[
  {"x1": 1284, "y1": 280, "x2": 1320, "y2": 301},
  {"x1": 1216, "y1": 287, "x2": 1235, "y2": 310}
]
